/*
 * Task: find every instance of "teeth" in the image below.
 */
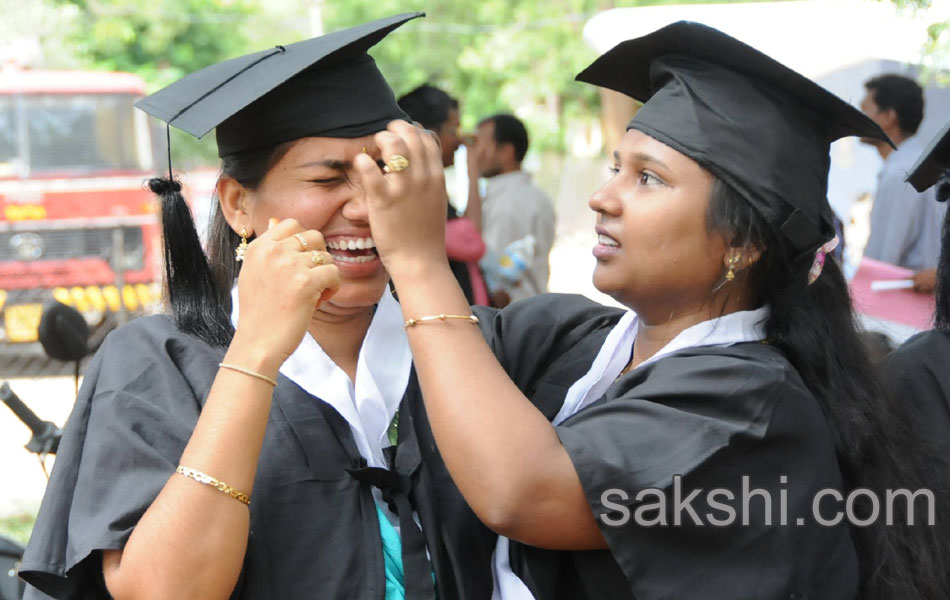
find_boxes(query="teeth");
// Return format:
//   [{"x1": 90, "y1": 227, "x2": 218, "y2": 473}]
[
  {"x1": 329, "y1": 253, "x2": 376, "y2": 263},
  {"x1": 598, "y1": 234, "x2": 619, "y2": 247},
  {"x1": 327, "y1": 237, "x2": 375, "y2": 250}
]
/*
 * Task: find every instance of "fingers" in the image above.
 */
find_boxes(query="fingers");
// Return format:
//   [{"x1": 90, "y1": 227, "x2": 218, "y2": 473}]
[{"x1": 251, "y1": 218, "x2": 327, "y2": 252}]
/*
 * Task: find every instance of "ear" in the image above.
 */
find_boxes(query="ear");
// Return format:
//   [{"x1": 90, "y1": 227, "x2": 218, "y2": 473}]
[
  {"x1": 723, "y1": 246, "x2": 764, "y2": 272},
  {"x1": 499, "y1": 142, "x2": 517, "y2": 167},
  {"x1": 217, "y1": 176, "x2": 252, "y2": 236},
  {"x1": 879, "y1": 107, "x2": 900, "y2": 131}
]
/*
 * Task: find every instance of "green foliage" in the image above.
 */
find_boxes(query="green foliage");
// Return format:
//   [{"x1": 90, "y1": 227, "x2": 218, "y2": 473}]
[
  {"x1": 325, "y1": 0, "x2": 778, "y2": 153},
  {"x1": 0, "y1": 512, "x2": 35, "y2": 545}
]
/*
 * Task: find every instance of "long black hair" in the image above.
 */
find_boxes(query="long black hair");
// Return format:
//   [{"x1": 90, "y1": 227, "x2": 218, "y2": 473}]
[
  {"x1": 707, "y1": 178, "x2": 949, "y2": 599},
  {"x1": 150, "y1": 141, "x2": 294, "y2": 347}
]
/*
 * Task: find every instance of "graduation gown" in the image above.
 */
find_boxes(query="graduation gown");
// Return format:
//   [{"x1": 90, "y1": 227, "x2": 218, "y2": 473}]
[
  {"x1": 18, "y1": 314, "x2": 494, "y2": 600},
  {"x1": 477, "y1": 294, "x2": 860, "y2": 600},
  {"x1": 19, "y1": 294, "x2": 615, "y2": 600},
  {"x1": 882, "y1": 330, "x2": 950, "y2": 477}
]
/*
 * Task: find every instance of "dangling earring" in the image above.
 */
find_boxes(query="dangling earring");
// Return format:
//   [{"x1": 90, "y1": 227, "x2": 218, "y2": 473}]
[
  {"x1": 235, "y1": 227, "x2": 249, "y2": 262},
  {"x1": 725, "y1": 254, "x2": 742, "y2": 281}
]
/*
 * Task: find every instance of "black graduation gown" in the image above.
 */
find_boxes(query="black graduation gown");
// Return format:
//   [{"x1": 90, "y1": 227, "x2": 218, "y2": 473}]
[
  {"x1": 478, "y1": 295, "x2": 860, "y2": 600},
  {"x1": 19, "y1": 295, "x2": 615, "y2": 600},
  {"x1": 882, "y1": 330, "x2": 950, "y2": 475},
  {"x1": 18, "y1": 314, "x2": 493, "y2": 600}
]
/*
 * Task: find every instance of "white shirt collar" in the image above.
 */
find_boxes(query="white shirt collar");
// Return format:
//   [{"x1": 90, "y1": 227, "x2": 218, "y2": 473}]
[
  {"x1": 230, "y1": 286, "x2": 412, "y2": 468},
  {"x1": 552, "y1": 306, "x2": 770, "y2": 425}
]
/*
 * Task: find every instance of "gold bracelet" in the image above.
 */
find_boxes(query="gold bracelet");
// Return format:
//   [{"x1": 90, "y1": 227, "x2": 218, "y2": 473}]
[
  {"x1": 176, "y1": 465, "x2": 251, "y2": 505},
  {"x1": 403, "y1": 314, "x2": 480, "y2": 329},
  {"x1": 218, "y1": 362, "x2": 277, "y2": 387}
]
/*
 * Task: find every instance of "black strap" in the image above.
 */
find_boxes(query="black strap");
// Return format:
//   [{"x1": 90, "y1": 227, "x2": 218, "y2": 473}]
[{"x1": 347, "y1": 465, "x2": 435, "y2": 600}]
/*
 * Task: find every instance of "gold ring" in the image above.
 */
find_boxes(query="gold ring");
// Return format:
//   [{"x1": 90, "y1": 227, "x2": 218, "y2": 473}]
[
  {"x1": 311, "y1": 251, "x2": 328, "y2": 266},
  {"x1": 293, "y1": 233, "x2": 308, "y2": 251},
  {"x1": 382, "y1": 154, "x2": 410, "y2": 173}
]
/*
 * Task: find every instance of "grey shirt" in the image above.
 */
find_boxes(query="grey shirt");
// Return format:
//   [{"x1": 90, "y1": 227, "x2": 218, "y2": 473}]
[
  {"x1": 865, "y1": 135, "x2": 945, "y2": 270},
  {"x1": 482, "y1": 170, "x2": 556, "y2": 303}
]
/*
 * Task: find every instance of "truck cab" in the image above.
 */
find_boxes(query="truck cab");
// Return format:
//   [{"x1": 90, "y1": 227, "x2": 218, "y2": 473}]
[{"x1": 0, "y1": 67, "x2": 163, "y2": 375}]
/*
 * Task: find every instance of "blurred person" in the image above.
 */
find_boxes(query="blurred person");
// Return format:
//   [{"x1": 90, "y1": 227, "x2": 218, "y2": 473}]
[
  {"x1": 467, "y1": 113, "x2": 555, "y2": 307},
  {"x1": 18, "y1": 15, "x2": 500, "y2": 600},
  {"x1": 358, "y1": 22, "x2": 948, "y2": 600},
  {"x1": 860, "y1": 74, "x2": 945, "y2": 292},
  {"x1": 882, "y1": 120, "x2": 950, "y2": 484},
  {"x1": 399, "y1": 84, "x2": 488, "y2": 304}
]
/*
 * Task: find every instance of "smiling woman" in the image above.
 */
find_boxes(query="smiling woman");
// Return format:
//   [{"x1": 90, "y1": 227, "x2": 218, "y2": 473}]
[
  {"x1": 17, "y1": 13, "x2": 502, "y2": 600},
  {"x1": 360, "y1": 20, "x2": 949, "y2": 600}
]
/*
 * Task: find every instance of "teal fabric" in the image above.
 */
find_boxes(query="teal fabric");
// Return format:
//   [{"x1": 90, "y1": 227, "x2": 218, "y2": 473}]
[{"x1": 377, "y1": 504, "x2": 405, "y2": 600}]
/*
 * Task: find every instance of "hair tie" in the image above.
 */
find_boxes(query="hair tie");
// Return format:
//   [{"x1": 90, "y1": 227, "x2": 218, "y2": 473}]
[
  {"x1": 807, "y1": 235, "x2": 840, "y2": 285},
  {"x1": 148, "y1": 176, "x2": 183, "y2": 196}
]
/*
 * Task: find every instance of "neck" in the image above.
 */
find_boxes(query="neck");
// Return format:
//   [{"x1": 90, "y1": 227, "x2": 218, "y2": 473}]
[
  {"x1": 495, "y1": 164, "x2": 521, "y2": 177},
  {"x1": 627, "y1": 286, "x2": 755, "y2": 370},
  {"x1": 878, "y1": 129, "x2": 909, "y2": 159},
  {"x1": 307, "y1": 306, "x2": 374, "y2": 381}
]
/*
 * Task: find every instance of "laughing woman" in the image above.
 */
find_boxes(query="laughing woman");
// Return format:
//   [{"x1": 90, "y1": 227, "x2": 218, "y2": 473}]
[
  {"x1": 358, "y1": 22, "x2": 948, "y2": 600},
  {"x1": 19, "y1": 15, "x2": 496, "y2": 600}
]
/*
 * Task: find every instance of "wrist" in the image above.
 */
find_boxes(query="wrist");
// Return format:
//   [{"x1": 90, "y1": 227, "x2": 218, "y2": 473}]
[
  {"x1": 224, "y1": 334, "x2": 284, "y2": 379},
  {"x1": 384, "y1": 254, "x2": 451, "y2": 282},
  {"x1": 388, "y1": 260, "x2": 455, "y2": 289}
]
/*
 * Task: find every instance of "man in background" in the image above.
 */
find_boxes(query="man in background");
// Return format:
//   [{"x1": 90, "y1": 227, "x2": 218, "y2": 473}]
[
  {"x1": 860, "y1": 73, "x2": 944, "y2": 292},
  {"x1": 467, "y1": 113, "x2": 555, "y2": 307}
]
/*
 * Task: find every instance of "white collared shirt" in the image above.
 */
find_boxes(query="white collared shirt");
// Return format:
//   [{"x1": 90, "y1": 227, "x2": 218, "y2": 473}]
[{"x1": 230, "y1": 286, "x2": 412, "y2": 469}]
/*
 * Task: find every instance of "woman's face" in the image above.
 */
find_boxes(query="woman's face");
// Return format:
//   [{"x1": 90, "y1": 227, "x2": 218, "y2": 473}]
[
  {"x1": 589, "y1": 129, "x2": 729, "y2": 321},
  {"x1": 243, "y1": 135, "x2": 390, "y2": 315}
]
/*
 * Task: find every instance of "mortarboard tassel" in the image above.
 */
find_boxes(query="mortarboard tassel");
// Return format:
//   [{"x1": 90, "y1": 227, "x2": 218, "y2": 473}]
[{"x1": 149, "y1": 125, "x2": 233, "y2": 347}]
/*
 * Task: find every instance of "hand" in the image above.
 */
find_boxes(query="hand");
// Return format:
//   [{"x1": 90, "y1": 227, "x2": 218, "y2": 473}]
[
  {"x1": 354, "y1": 119, "x2": 450, "y2": 277},
  {"x1": 489, "y1": 289, "x2": 511, "y2": 309},
  {"x1": 230, "y1": 218, "x2": 340, "y2": 373},
  {"x1": 912, "y1": 269, "x2": 937, "y2": 294}
]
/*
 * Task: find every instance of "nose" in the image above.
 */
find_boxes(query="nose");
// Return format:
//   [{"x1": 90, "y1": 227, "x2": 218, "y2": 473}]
[
  {"x1": 341, "y1": 180, "x2": 369, "y2": 223},
  {"x1": 588, "y1": 182, "x2": 621, "y2": 217}
]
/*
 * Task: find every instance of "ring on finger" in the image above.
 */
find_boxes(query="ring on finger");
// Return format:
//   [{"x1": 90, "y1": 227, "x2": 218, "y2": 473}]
[
  {"x1": 311, "y1": 251, "x2": 329, "y2": 266},
  {"x1": 293, "y1": 233, "x2": 308, "y2": 251},
  {"x1": 382, "y1": 154, "x2": 410, "y2": 173}
]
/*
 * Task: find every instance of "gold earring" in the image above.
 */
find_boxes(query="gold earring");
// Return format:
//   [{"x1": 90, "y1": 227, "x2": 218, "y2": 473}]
[
  {"x1": 725, "y1": 254, "x2": 742, "y2": 281},
  {"x1": 235, "y1": 227, "x2": 249, "y2": 262}
]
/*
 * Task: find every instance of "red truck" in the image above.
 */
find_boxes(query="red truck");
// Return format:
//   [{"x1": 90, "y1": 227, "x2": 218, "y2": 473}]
[{"x1": 0, "y1": 67, "x2": 162, "y2": 373}]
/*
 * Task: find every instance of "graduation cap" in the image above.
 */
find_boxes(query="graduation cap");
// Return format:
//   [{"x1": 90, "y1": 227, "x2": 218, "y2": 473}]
[
  {"x1": 906, "y1": 120, "x2": 950, "y2": 199},
  {"x1": 576, "y1": 21, "x2": 892, "y2": 254},
  {"x1": 134, "y1": 14, "x2": 422, "y2": 348},
  {"x1": 136, "y1": 12, "x2": 422, "y2": 158}
]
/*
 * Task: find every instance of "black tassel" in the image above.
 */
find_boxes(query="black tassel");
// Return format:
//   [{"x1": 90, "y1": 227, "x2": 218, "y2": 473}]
[{"x1": 150, "y1": 176, "x2": 233, "y2": 347}]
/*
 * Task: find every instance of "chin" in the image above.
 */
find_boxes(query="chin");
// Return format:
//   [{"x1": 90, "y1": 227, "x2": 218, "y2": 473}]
[{"x1": 327, "y1": 276, "x2": 390, "y2": 309}]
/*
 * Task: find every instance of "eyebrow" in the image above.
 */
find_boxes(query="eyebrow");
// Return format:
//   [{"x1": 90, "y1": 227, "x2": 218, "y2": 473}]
[
  {"x1": 295, "y1": 159, "x2": 350, "y2": 171},
  {"x1": 614, "y1": 150, "x2": 670, "y2": 170}
]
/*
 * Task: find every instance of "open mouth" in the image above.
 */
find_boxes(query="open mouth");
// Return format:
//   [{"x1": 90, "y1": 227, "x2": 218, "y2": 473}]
[
  {"x1": 326, "y1": 236, "x2": 379, "y2": 263},
  {"x1": 597, "y1": 233, "x2": 620, "y2": 248}
]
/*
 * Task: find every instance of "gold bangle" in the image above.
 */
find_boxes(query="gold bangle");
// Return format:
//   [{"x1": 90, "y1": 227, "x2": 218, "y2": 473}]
[
  {"x1": 176, "y1": 465, "x2": 251, "y2": 506},
  {"x1": 403, "y1": 314, "x2": 480, "y2": 329},
  {"x1": 218, "y1": 362, "x2": 277, "y2": 387}
]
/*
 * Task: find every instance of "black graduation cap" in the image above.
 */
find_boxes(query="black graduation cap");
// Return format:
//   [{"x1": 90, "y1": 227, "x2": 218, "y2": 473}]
[
  {"x1": 576, "y1": 21, "x2": 892, "y2": 254},
  {"x1": 135, "y1": 12, "x2": 422, "y2": 157},
  {"x1": 906, "y1": 120, "x2": 950, "y2": 195}
]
